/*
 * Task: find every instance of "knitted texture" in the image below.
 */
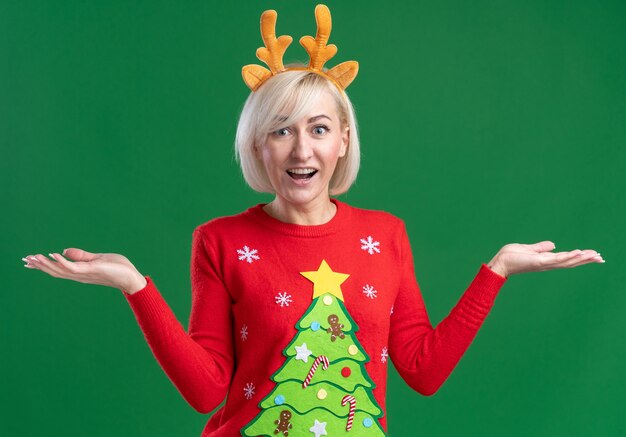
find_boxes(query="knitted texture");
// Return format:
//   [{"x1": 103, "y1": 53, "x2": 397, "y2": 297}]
[{"x1": 123, "y1": 199, "x2": 507, "y2": 436}]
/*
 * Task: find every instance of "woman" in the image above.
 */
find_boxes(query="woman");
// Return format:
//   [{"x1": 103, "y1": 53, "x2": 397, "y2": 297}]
[{"x1": 21, "y1": 5, "x2": 603, "y2": 437}]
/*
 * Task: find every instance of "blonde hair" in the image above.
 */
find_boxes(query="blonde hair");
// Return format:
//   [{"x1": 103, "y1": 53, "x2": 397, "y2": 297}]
[{"x1": 234, "y1": 68, "x2": 360, "y2": 195}]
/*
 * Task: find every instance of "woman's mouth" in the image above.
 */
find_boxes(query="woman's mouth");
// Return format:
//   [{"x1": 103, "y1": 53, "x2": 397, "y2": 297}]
[{"x1": 286, "y1": 168, "x2": 318, "y2": 180}]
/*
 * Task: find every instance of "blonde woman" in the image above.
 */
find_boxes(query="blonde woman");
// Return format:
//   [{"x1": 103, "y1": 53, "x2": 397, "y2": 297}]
[{"x1": 22, "y1": 5, "x2": 603, "y2": 437}]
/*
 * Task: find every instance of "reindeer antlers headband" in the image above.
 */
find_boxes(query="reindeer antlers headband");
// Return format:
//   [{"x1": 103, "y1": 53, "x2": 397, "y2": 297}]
[{"x1": 242, "y1": 4, "x2": 359, "y2": 92}]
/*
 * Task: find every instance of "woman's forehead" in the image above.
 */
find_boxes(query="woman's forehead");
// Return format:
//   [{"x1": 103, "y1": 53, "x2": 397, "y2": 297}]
[{"x1": 273, "y1": 90, "x2": 339, "y2": 123}]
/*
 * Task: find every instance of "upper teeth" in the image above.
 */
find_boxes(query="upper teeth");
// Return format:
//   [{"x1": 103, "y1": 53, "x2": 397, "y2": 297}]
[{"x1": 288, "y1": 168, "x2": 316, "y2": 174}]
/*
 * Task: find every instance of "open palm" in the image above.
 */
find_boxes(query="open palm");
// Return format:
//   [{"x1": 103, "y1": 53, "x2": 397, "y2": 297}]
[
  {"x1": 490, "y1": 241, "x2": 603, "y2": 278},
  {"x1": 22, "y1": 248, "x2": 143, "y2": 291}
]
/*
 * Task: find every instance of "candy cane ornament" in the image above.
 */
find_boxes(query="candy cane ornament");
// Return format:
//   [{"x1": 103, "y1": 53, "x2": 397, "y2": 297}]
[
  {"x1": 341, "y1": 395, "x2": 356, "y2": 431},
  {"x1": 302, "y1": 355, "x2": 330, "y2": 388}
]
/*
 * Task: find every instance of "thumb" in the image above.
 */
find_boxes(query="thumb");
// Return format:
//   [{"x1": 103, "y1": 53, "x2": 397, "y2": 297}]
[
  {"x1": 62, "y1": 248, "x2": 98, "y2": 261},
  {"x1": 529, "y1": 241, "x2": 556, "y2": 253}
]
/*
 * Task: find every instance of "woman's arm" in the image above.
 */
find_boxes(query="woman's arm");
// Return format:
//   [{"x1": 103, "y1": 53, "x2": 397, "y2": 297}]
[
  {"x1": 22, "y1": 229, "x2": 235, "y2": 414},
  {"x1": 387, "y1": 226, "x2": 602, "y2": 396},
  {"x1": 121, "y1": 228, "x2": 235, "y2": 413},
  {"x1": 388, "y1": 232, "x2": 507, "y2": 396}
]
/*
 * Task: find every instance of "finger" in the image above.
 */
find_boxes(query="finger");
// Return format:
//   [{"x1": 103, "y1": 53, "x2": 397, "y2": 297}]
[
  {"x1": 62, "y1": 248, "x2": 98, "y2": 262},
  {"x1": 559, "y1": 250, "x2": 600, "y2": 269},
  {"x1": 538, "y1": 250, "x2": 583, "y2": 270},
  {"x1": 50, "y1": 252, "x2": 85, "y2": 274},
  {"x1": 529, "y1": 240, "x2": 556, "y2": 253},
  {"x1": 23, "y1": 255, "x2": 37, "y2": 269},
  {"x1": 580, "y1": 254, "x2": 604, "y2": 265},
  {"x1": 24, "y1": 255, "x2": 42, "y2": 268},
  {"x1": 27, "y1": 254, "x2": 68, "y2": 278},
  {"x1": 551, "y1": 250, "x2": 582, "y2": 263}
]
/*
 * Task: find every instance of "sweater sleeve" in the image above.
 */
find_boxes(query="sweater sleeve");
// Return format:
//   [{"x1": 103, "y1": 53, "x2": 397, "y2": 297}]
[
  {"x1": 388, "y1": 223, "x2": 507, "y2": 396},
  {"x1": 122, "y1": 228, "x2": 235, "y2": 413}
]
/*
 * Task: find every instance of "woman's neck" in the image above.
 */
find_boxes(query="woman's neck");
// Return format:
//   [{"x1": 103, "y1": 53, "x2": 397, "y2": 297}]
[{"x1": 263, "y1": 196, "x2": 337, "y2": 225}]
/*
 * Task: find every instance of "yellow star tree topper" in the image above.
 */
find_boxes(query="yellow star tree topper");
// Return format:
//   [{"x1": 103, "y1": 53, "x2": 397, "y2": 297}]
[{"x1": 300, "y1": 260, "x2": 350, "y2": 301}]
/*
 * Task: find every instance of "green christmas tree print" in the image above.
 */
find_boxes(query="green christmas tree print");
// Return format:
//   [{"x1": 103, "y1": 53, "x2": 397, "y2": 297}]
[{"x1": 242, "y1": 260, "x2": 387, "y2": 436}]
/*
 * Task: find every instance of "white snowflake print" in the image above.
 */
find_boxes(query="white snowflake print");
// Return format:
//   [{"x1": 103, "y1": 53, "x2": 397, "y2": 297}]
[
  {"x1": 275, "y1": 291, "x2": 293, "y2": 307},
  {"x1": 381, "y1": 346, "x2": 388, "y2": 364},
  {"x1": 390, "y1": 305, "x2": 394, "y2": 315},
  {"x1": 360, "y1": 236, "x2": 381, "y2": 255},
  {"x1": 240, "y1": 324, "x2": 248, "y2": 341},
  {"x1": 243, "y1": 382, "x2": 255, "y2": 400},
  {"x1": 237, "y1": 245, "x2": 260, "y2": 264},
  {"x1": 362, "y1": 284, "x2": 378, "y2": 299}
]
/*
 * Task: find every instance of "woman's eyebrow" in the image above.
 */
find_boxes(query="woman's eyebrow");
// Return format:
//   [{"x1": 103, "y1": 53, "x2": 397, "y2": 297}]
[
  {"x1": 275, "y1": 114, "x2": 332, "y2": 123},
  {"x1": 308, "y1": 114, "x2": 332, "y2": 122}
]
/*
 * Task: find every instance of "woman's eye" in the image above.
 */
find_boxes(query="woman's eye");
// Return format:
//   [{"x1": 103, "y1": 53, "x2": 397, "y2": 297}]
[
  {"x1": 274, "y1": 128, "x2": 289, "y2": 136},
  {"x1": 313, "y1": 125, "x2": 329, "y2": 135}
]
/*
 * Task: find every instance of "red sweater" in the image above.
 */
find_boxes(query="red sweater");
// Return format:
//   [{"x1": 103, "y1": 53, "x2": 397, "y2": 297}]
[{"x1": 123, "y1": 199, "x2": 507, "y2": 436}]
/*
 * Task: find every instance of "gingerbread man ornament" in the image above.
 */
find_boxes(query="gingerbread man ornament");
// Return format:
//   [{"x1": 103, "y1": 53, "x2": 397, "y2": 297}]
[
  {"x1": 326, "y1": 314, "x2": 346, "y2": 342},
  {"x1": 273, "y1": 409, "x2": 293, "y2": 436}
]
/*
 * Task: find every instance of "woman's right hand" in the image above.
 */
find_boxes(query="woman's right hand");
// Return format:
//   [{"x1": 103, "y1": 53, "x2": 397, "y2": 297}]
[{"x1": 22, "y1": 248, "x2": 147, "y2": 294}]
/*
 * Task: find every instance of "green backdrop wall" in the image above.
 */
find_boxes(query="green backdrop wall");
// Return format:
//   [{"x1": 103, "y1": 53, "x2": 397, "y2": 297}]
[{"x1": 2, "y1": 1, "x2": 624, "y2": 436}]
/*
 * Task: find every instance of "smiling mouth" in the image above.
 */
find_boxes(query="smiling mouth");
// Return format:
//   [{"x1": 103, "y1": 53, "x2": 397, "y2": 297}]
[{"x1": 287, "y1": 168, "x2": 318, "y2": 180}]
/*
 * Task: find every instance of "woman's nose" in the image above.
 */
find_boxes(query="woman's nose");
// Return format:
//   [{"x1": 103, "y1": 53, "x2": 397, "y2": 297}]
[{"x1": 291, "y1": 133, "x2": 313, "y2": 160}]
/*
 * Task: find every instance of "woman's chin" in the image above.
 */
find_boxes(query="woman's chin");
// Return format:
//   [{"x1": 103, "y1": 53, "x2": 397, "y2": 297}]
[{"x1": 275, "y1": 187, "x2": 329, "y2": 209}]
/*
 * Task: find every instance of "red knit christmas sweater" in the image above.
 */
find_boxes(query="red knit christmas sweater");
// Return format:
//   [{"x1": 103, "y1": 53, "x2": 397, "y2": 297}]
[{"x1": 123, "y1": 199, "x2": 507, "y2": 436}]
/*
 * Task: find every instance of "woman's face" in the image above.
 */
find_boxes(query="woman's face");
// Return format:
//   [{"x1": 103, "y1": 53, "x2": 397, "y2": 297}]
[{"x1": 255, "y1": 88, "x2": 349, "y2": 211}]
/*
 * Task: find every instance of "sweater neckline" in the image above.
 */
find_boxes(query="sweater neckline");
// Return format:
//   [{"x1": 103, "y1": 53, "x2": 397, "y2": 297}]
[{"x1": 246, "y1": 198, "x2": 351, "y2": 238}]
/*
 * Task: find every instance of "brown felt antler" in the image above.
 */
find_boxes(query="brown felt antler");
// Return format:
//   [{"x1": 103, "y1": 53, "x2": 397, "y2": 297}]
[
  {"x1": 300, "y1": 4, "x2": 358, "y2": 89},
  {"x1": 242, "y1": 4, "x2": 359, "y2": 92},
  {"x1": 242, "y1": 10, "x2": 293, "y2": 92}
]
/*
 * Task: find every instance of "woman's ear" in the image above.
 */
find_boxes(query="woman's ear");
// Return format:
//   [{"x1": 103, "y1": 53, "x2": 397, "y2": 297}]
[
  {"x1": 253, "y1": 143, "x2": 261, "y2": 160},
  {"x1": 339, "y1": 126, "x2": 350, "y2": 157}
]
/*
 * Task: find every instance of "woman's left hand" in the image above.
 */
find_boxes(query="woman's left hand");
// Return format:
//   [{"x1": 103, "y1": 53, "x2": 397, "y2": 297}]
[{"x1": 487, "y1": 241, "x2": 604, "y2": 278}]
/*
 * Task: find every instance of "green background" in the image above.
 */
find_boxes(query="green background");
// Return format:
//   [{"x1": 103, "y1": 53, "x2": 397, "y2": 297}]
[{"x1": 2, "y1": 1, "x2": 624, "y2": 436}]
